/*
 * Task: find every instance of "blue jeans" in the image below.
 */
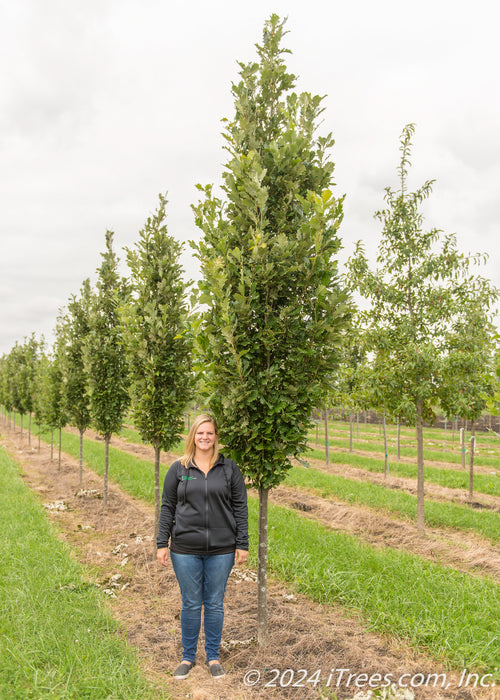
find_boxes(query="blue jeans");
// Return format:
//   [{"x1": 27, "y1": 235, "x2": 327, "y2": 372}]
[{"x1": 170, "y1": 551, "x2": 235, "y2": 663}]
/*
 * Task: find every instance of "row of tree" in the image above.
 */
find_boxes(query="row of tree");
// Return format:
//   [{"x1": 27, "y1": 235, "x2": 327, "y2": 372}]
[
  {"x1": 1, "y1": 15, "x2": 499, "y2": 644},
  {"x1": 1, "y1": 203, "x2": 192, "y2": 529}
]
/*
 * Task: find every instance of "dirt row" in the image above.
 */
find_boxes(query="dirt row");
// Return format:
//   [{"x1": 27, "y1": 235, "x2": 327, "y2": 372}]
[
  {"x1": 83, "y1": 427, "x2": 500, "y2": 582},
  {"x1": 1, "y1": 423, "x2": 498, "y2": 700},
  {"x1": 304, "y1": 455, "x2": 500, "y2": 512},
  {"x1": 272, "y1": 487, "x2": 500, "y2": 581},
  {"x1": 90, "y1": 427, "x2": 500, "y2": 511},
  {"x1": 309, "y1": 441, "x2": 500, "y2": 478}
]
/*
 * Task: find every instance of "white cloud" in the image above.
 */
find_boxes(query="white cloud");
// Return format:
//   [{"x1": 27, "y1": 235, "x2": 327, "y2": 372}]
[{"x1": 1, "y1": 0, "x2": 499, "y2": 354}]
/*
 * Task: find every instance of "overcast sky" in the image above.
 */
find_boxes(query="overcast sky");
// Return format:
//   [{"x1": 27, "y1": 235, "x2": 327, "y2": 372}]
[{"x1": 1, "y1": 0, "x2": 499, "y2": 355}]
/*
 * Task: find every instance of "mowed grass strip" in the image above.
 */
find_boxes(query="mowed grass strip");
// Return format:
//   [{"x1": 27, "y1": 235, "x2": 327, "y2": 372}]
[
  {"x1": 311, "y1": 419, "x2": 500, "y2": 447},
  {"x1": 0, "y1": 446, "x2": 165, "y2": 700},
  {"x1": 251, "y1": 498, "x2": 500, "y2": 677},
  {"x1": 33, "y1": 427, "x2": 500, "y2": 677},
  {"x1": 120, "y1": 420, "x2": 500, "y2": 497},
  {"x1": 39, "y1": 427, "x2": 169, "y2": 505},
  {"x1": 285, "y1": 465, "x2": 500, "y2": 543},
  {"x1": 309, "y1": 426, "x2": 500, "y2": 468},
  {"x1": 305, "y1": 446, "x2": 500, "y2": 497},
  {"x1": 49, "y1": 428, "x2": 500, "y2": 543},
  {"x1": 118, "y1": 425, "x2": 184, "y2": 453},
  {"x1": 308, "y1": 435, "x2": 500, "y2": 471}
]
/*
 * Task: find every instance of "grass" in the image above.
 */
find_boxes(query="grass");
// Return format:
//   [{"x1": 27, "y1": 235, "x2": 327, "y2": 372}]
[
  {"x1": 40, "y1": 428, "x2": 170, "y2": 505},
  {"x1": 41, "y1": 428, "x2": 500, "y2": 544},
  {"x1": 251, "y1": 499, "x2": 500, "y2": 678},
  {"x1": 5, "y1": 415, "x2": 500, "y2": 679},
  {"x1": 85, "y1": 418, "x2": 500, "y2": 498},
  {"x1": 304, "y1": 446, "x2": 500, "y2": 498},
  {"x1": 117, "y1": 425, "x2": 183, "y2": 453},
  {"x1": 285, "y1": 466, "x2": 500, "y2": 543},
  {"x1": 309, "y1": 433, "x2": 500, "y2": 469},
  {"x1": 311, "y1": 418, "x2": 500, "y2": 447},
  {"x1": 27, "y1": 425, "x2": 500, "y2": 675},
  {"x1": 0, "y1": 445, "x2": 166, "y2": 700}
]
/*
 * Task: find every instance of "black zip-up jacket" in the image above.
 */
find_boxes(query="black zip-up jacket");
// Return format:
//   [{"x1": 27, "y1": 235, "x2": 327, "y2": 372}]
[{"x1": 157, "y1": 454, "x2": 249, "y2": 554}]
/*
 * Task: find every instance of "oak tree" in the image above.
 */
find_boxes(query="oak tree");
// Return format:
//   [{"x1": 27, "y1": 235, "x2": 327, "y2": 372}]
[
  {"x1": 125, "y1": 194, "x2": 193, "y2": 542},
  {"x1": 62, "y1": 279, "x2": 94, "y2": 486},
  {"x1": 85, "y1": 231, "x2": 129, "y2": 507},
  {"x1": 193, "y1": 15, "x2": 349, "y2": 643}
]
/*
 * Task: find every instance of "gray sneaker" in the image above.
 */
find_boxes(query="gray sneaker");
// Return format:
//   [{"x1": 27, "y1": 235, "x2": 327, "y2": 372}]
[
  {"x1": 173, "y1": 661, "x2": 195, "y2": 679},
  {"x1": 207, "y1": 661, "x2": 225, "y2": 678}
]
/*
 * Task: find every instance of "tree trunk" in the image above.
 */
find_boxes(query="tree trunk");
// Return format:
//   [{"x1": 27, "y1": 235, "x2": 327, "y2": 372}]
[
  {"x1": 28, "y1": 413, "x2": 32, "y2": 447},
  {"x1": 20, "y1": 413, "x2": 24, "y2": 437},
  {"x1": 461, "y1": 420, "x2": 467, "y2": 470},
  {"x1": 349, "y1": 413, "x2": 353, "y2": 452},
  {"x1": 104, "y1": 434, "x2": 110, "y2": 508},
  {"x1": 79, "y1": 429, "x2": 84, "y2": 487},
  {"x1": 58, "y1": 427, "x2": 62, "y2": 471},
  {"x1": 416, "y1": 400, "x2": 425, "y2": 533},
  {"x1": 50, "y1": 429, "x2": 54, "y2": 461},
  {"x1": 324, "y1": 410, "x2": 330, "y2": 465},
  {"x1": 383, "y1": 415, "x2": 389, "y2": 477},
  {"x1": 154, "y1": 443, "x2": 161, "y2": 548},
  {"x1": 257, "y1": 486, "x2": 269, "y2": 646},
  {"x1": 396, "y1": 418, "x2": 401, "y2": 461},
  {"x1": 468, "y1": 424, "x2": 476, "y2": 500}
]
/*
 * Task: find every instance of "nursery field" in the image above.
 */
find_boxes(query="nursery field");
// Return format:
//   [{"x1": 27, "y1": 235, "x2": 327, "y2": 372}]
[{"x1": 1, "y1": 413, "x2": 499, "y2": 700}]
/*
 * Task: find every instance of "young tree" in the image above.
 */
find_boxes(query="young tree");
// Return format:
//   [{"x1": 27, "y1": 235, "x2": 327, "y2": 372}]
[
  {"x1": 47, "y1": 329, "x2": 68, "y2": 469},
  {"x1": 0, "y1": 350, "x2": 16, "y2": 428},
  {"x1": 440, "y1": 300, "x2": 498, "y2": 492},
  {"x1": 326, "y1": 322, "x2": 369, "y2": 453},
  {"x1": 15, "y1": 335, "x2": 38, "y2": 444},
  {"x1": 85, "y1": 231, "x2": 129, "y2": 507},
  {"x1": 486, "y1": 345, "x2": 500, "y2": 421},
  {"x1": 347, "y1": 123, "x2": 498, "y2": 532},
  {"x1": 33, "y1": 338, "x2": 51, "y2": 452},
  {"x1": 125, "y1": 193, "x2": 193, "y2": 542},
  {"x1": 441, "y1": 303, "x2": 497, "y2": 424},
  {"x1": 8, "y1": 342, "x2": 25, "y2": 434},
  {"x1": 0, "y1": 353, "x2": 10, "y2": 425},
  {"x1": 192, "y1": 15, "x2": 350, "y2": 644},
  {"x1": 63, "y1": 279, "x2": 93, "y2": 486}
]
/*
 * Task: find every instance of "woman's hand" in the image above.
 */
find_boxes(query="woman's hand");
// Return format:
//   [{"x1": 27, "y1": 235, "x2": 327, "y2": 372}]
[
  {"x1": 157, "y1": 547, "x2": 170, "y2": 566},
  {"x1": 235, "y1": 549, "x2": 248, "y2": 565}
]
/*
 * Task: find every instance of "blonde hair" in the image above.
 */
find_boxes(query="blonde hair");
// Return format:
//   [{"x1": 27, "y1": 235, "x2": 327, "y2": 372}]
[{"x1": 180, "y1": 414, "x2": 219, "y2": 469}]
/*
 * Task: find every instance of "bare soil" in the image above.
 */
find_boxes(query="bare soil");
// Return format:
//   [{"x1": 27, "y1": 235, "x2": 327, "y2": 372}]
[
  {"x1": 298, "y1": 451, "x2": 500, "y2": 511},
  {"x1": 77, "y1": 427, "x2": 500, "y2": 510},
  {"x1": 77, "y1": 428, "x2": 500, "y2": 581},
  {"x1": 270, "y1": 487, "x2": 500, "y2": 581},
  {"x1": 1, "y1": 424, "x2": 498, "y2": 700},
  {"x1": 312, "y1": 430, "x2": 500, "y2": 478}
]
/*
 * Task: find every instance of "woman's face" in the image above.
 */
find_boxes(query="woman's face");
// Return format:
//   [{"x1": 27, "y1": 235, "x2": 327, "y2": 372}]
[{"x1": 194, "y1": 421, "x2": 216, "y2": 453}]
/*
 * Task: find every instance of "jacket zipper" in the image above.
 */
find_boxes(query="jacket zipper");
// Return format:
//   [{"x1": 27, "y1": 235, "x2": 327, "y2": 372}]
[{"x1": 204, "y1": 472, "x2": 209, "y2": 552}]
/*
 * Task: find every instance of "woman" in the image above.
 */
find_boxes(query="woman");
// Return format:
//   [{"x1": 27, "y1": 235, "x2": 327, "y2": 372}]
[{"x1": 157, "y1": 414, "x2": 249, "y2": 679}]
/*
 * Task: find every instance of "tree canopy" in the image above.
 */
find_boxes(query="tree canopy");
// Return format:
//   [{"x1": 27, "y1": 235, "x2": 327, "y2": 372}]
[
  {"x1": 192, "y1": 14, "x2": 350, "y2": 643},
  {"x1": 347, "y1": 123, "x2": 499, "y2": 529}
]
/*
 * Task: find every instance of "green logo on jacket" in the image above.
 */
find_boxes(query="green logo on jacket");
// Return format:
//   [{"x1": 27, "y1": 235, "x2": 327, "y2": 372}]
[{"x1": 181, "y1": 475, "x2": 196, "y2": 481}]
